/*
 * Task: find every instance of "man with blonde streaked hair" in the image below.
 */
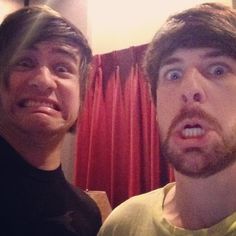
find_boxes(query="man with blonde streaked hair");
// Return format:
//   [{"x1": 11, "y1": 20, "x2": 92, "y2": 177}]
[{"x1": 0, "y1": 5, "x2": 101, "y2": 235}]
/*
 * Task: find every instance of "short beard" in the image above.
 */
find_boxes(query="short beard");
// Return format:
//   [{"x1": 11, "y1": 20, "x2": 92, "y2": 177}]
[
  {"x1": 161, "y1": 140, "x2": 236, "y2": 178},
  {"x1": 160, "y1": 107, "x2": 236, "y2": 178}
]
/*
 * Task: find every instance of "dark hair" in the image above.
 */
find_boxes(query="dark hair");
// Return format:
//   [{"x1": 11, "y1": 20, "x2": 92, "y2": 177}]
[
  {"x1": 143, "y1": 3, "x2": 236, "y2": 103},
  {"x1": 0, "y1": 5, "x2": 92, "y2": 102}
]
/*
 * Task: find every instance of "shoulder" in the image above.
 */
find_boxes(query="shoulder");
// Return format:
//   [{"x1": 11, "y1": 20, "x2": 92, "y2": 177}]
[
  {"x1": 117, "y1": 187, "x2": 164, "y2": 211},
  {"x1": 115, "y1": 182, "x2": 174, "y2": 212},
  {"x1": 71, "y1": 185, "x2": 102, "y2": 218},
  {"x1": 98, "y1": 183, "x2": 175, "y2": 236},
  {"x1": 69, "y1": 185, "x2": 102, "y2": 233}
]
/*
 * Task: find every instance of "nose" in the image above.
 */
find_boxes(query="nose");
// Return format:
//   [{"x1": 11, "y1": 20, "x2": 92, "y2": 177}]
[
  {"x1": 181, "y1": 68, "x2": 206, "y2": 104},
  {"x1": 28, "y1": 66, "x2": 57, "y2": 94}
]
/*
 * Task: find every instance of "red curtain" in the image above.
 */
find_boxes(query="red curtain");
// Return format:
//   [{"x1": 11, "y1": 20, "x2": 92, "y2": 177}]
[{"x1": 74, "y1": 44, "x2": 173, "y2": 208}]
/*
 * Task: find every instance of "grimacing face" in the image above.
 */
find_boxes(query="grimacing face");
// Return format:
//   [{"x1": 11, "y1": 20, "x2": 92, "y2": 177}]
[
  {"x1": 0, "y1": 40, "x2": 81, "y2": 137},
  {"x1": 156, "y1": 47, "x2": 236, "y2": 178}
]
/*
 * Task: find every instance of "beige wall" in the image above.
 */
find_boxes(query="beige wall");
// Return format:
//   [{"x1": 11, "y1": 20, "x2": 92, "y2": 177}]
[
  {"x1": 0, "y1": 0, "x2": 22, "y2": 22},
  {"x1": 88, "y1": 0, "x2": 233, "y2": 54}
]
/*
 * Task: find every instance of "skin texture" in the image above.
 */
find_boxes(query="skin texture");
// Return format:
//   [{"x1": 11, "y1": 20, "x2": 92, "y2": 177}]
[
  {"x1": 157, "y1": 47, "x2": 236, "y2": 178},
  {"x1": 0, "y1": 40, "x2": 81, "y2": 169},
  {"x1": 158, "y1": 48, "x2": 236, "y2": 229}
]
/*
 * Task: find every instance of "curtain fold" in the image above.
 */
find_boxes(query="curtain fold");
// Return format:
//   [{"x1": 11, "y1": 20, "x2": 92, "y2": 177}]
[{"x1": 75, "y1": 44, "x2": 173, "y2": 208}]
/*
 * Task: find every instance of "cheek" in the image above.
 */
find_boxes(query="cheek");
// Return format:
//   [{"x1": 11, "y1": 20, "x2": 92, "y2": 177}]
[
  {"x1": 64, "y1": 86, "x2": 80, "y2": 113},
  {"x1": 156, "y1": 92, "x2": 178, "y2": 137},
  {"x1": 0, "y1": 86, "x2": 15, "y2": 109},
  {"x1": 213, "y1": 92, "x2": 236, "y2": 129},
  {"x1": 221, "y1": 110, "x2": 236, "y2": 137},
  {"x1": 156, "y1": 110, "x2": 170, "y2": 142}
]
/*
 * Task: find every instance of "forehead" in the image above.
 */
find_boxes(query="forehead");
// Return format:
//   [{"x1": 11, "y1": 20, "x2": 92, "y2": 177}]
[{"x1": 19, "y1": 40, "x2": 81, "y2": 62}]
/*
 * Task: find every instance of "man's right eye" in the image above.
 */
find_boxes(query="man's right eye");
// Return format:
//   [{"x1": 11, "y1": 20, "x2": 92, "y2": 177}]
[
  {"x1": 13, "y1": 57, "x2": 35, "y2": 70},
  {"x1": 164, "y1": 69, "x2": 182, "y2": 81}
]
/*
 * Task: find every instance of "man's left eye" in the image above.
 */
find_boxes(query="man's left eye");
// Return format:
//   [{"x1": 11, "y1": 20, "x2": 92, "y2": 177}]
[
  {"x1": 209, "y1": 64, "x2": 228, "y2": 77},
  {"x1": 55, "y1": 64, "x2": 70, "y2": 73}
]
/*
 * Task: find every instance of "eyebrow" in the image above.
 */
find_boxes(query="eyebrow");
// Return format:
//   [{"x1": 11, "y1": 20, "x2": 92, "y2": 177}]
[
  {"x1": 203, "y1": 50, "x2": 229, "y2": 58},
  {"x1": 25, "y1": 44, "x2": 80, "y2": 64},
  {"x1": 160, "y1": 57, "x2": 181, "y2": 68},
  {"x1": 160, "y1": 49, "x2": 230, "y2": 69},
  {"x1": 51, "y1": 47, "x2": 79, "y2": 64}
]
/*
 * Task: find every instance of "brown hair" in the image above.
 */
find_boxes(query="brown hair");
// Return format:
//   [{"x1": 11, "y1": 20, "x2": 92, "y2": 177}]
[
  {"x1": 143, "y1": 3, "x2": 236, "y2": 103},
  {"x1": 0, "y1": 5, "x2": 92, "y2": 103}
]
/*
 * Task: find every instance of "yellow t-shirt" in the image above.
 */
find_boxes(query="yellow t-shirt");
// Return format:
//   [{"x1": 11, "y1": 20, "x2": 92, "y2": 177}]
[{"x1": 98, "y1": 183, "x2": 236, "y2": 236}]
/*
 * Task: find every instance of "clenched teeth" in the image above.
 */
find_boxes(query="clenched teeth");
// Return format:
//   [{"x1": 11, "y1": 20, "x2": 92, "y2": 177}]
[
  {"x1": 22, "y1": 100, "x2": 55, "y2": 109},
  {"x1": 182, "y1": 127, "x2": 205, "y2": 138}
]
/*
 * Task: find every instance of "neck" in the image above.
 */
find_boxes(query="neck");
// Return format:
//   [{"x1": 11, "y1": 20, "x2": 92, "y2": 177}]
[
  {"x1": 164, "y1": 164, "x2": 236, "y2": 230},
  {"x1": 0, "y1": 128, "x2": 65, "y2": 170}
]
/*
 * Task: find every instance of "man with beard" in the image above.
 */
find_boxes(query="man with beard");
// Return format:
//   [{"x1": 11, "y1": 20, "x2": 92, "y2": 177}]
[
  {"x1": 98, "y1": 2, "x2": 236, "y2": 236},
  {"x1": 0, "y1": 5, "x2": 101, "y2": 236}
]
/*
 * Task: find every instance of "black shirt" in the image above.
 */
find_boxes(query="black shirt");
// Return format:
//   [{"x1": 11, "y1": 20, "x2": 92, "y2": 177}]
[{"x1": 0, "y1": 136, "x2": 101, "y2": 236}]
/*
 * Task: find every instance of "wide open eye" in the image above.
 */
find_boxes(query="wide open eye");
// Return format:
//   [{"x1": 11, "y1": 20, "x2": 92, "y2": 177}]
[
  {"x1": 165, "y1": 69, "x2": 182, "y2": 81},
  {"x1": 208, "y1": 64, "x2": 229, "y2": 79}
]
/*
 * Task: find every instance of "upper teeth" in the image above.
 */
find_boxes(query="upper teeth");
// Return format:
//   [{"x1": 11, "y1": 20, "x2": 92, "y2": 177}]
[
  {"x1": 24, "y1": 100, "x2": 54, "y2": 109},
  {"x1": 182, "y1": 127, "x2": 205, "y2": 138}
]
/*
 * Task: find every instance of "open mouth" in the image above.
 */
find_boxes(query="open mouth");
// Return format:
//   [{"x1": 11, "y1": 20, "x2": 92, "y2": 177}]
[
  {"x1": 18, "y1": 99, "x2": 60, "y2": 111},
  {"x1": 181, "y1": 124, "x2": 205, "y2": 138}
]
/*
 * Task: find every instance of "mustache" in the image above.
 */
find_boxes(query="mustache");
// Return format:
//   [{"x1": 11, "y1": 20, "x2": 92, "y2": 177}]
[{"x1": 167, "y1": 107, "x2": 222, "y2": 136}]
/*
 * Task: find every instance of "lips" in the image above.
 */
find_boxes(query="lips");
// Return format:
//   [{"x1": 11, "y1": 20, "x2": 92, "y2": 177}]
[
  {"x1": 174, "y1": 119, "x2": 209, "y2": 139},
  {"x1": 181, "y1": 124, "x2": 206, "y2": 138},
  {"x1": 18, "y1": 98, "x2": 60, "y2": 111}
]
